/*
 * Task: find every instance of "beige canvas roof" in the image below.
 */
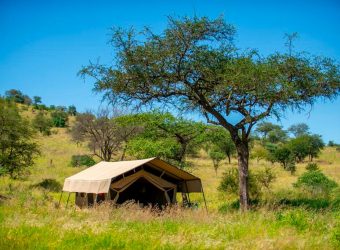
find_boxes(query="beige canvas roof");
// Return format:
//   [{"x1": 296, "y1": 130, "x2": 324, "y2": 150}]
[{"x1": 63, "y1": 157, "x2": 202, "y2": 194}]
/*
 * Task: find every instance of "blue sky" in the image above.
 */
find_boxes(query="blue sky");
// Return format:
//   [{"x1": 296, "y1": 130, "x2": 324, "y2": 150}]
[{"x1": 0, "y1": 0, "x2": 339, "y2": 142}]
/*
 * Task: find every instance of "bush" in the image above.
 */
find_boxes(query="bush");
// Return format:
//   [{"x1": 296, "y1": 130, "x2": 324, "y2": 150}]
[
  {"x1": 271, "y1": 145, "x2": 296, "y2": 174},
  {"x1": 218, "y1": 168, "x2": 261, "y2": 200},
  {"x1": 32, "y1": 112, "x2": 53, "y2": 136},
  {"x1": 305, "y1": 162, "x2": 319, "y2": 171},
  {"x1": 32, "y1": 179, "x2": 62, "y2": 192},
  {"x1": 71, "y1": 155, "x2": 95, "y2": 167},
  {"x1": 255, "y1": 167, "x2": 276, "y2": 190},
  {"x1": 51, "y1": 110, "x2": 68, "y2": 127},
  {"x1": 294, "y1": 170, "x2": 338, "y2": 197}
]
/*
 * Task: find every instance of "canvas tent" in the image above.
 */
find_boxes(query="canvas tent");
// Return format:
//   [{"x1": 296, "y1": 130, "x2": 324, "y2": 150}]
[{"x1": 61, "y1": 157, "x2": 206, "y2": 209}]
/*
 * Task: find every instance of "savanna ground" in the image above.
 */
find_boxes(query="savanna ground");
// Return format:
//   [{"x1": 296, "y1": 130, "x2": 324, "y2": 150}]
[{"x1": 0, "y1": 122, "x2": 339, "y2": 249}]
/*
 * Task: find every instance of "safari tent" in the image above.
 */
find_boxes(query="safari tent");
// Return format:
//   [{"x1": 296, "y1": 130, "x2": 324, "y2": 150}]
[{"x1": 61, "y1": 157, "x2": 206, "y2": 209}]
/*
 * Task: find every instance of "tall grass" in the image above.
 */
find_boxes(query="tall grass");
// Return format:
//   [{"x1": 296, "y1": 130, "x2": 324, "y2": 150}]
[{"x1": 0, "y1": 126, "x2": 339, "y2": 249}]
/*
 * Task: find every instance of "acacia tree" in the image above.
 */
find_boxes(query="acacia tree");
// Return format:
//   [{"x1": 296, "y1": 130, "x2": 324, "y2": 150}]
[
  {"x1": 80, "y1": 16, "x2": 340, "y2": 210},
  {"x1": 288, "y1": 123, "x2": 310, "y2": 137},
  {"x1": 72, "y1": 111, "x2": 140, "y2": 161}
]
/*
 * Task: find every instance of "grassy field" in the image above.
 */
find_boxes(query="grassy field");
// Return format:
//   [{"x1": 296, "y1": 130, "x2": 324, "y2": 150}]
[{"x1": 0, "y1": 124, "x2": 340, "y2": 249}]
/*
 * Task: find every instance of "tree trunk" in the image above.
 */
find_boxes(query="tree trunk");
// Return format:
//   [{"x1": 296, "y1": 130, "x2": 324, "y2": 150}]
[
  {"x1": 227, "y1": 154, "x2": 231, "y2": 164},
  {"x1": 236, "y1": 142, "x2": 250, "y2": 211},
  {"x1": 120, "y1": 144, "x2": 127, "y2": 161}
]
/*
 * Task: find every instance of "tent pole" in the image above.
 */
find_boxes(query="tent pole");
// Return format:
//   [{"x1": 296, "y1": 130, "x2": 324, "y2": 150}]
[
  {"x1": 65, "y1": 192, "x2": 71, "y2": 208},
  {"x1": 94, "y1": 194, "x2": 98, "y2": 208},
  {"x1": 201, "y1": 185, "x2": 208, "y2": 213},
  {"x1": 82, "y1": 193, "x2": 88, "y2": 208},
  {"x1": 184, "y1": 181, "x2": 191, "y2": 204},
  {"x1": 113, "y1": 192, "x2": 119, "y2": 204},
  {"x1": 58, "y1": 191, "x2": 63, "y2": 207}
]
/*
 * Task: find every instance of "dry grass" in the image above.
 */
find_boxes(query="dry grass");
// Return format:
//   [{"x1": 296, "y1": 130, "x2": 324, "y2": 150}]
[{"x1": 0, "y1": 125, "x2": 339, "y2": 249}]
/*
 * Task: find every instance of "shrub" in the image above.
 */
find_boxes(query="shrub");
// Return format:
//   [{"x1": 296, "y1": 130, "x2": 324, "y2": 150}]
[
  {"x1": 271, "y1": 145, "x2": 296, "y2": 174},
  {"x1": 255, "y1": 167, "x2": 276, "y2": 190},
  {"x1": 305, "y1": 162, "x2": 319, "y2": 171},
  {"x1": 209, "y1": 147, "x2": 226, "y2": 175},
  {"x1": 51, "y1": 110, "x2": 68, "y2": 127},
  {"x1": 218, "y1": 168, "x2": 261, "y2": 200},
  {"x1": 32, "y1": 179, "x2": 62, "y2": 192},
  {"x1": 294, "y1": 170, "x2": 338, "y2": 197},
  {"x1": 32, "y1": 112, "x2": 53, "y2": 136},
  {"x1": 71, "y1": 155, "x2": 95, "y2": 167}
]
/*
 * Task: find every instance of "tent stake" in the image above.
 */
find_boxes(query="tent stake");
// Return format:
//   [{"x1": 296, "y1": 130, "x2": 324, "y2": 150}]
[
  {"x1": 58, "y1": 191, "x2": 63, "y2": 208},
  {"x1": 65, "y1": 192, "x2": 71, "y2": 208},
  {"x1": 201, "y1": 185, "x2": 208, "y2": 213}
]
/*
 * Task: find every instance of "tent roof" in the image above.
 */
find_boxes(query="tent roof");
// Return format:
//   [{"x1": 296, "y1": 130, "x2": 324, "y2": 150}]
[{"x1": 63, "y1": 157, "x2": 201, "y2": 193}]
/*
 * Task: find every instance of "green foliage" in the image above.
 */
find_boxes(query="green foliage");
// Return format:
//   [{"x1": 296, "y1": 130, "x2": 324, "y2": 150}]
[
  {"x1": 33, "y1": 96, "x2": 42, "y2": 108},
  {"x1": 288, "y1": 123, "x2": 309, "y2": 137},
  {"x1": 289, "y1": 134, "x2": 325, "y2": 162},
  {"x1": 255, "y1": 167, "x2": 276, "y2": 190},
  {"x1": 71, "y1": 155, "x2": 95, "y2": 167},
  {"x1": 271, "y1": 145, "x2": 296, "y2": 174},
  {"x1": 294, "y1": 170, "x2": 338, "y2": 197},
  {"x1": 125, "y1": 112, "x2": 206, "y2": 166},
  {"x1": 127, "y1": 137, "x2": 181, "y2": 163},
  {"x1": 51, "y1": 110, "x2": 68, "y2": 127},
  {"x1": 32, "y1": 178, "x2": 62, "y2": 192},
  {"x1": 67, "y1": 105, "x2": 77, "y2": 116},
  {"x1": 0, "y1": 99, "x2": 40, "y2": 178},
  {"x1": 306, "y1": 162, "x2": 319, "y2": 171},
  {"x1": 218, "y1": 168, "x2": 262, "y2": 200},
  {"x1": 209, "y1": 146, "x2": 226, "y2": 175},
  {"x1": 5, "y1": 89, "x2": 32, "y2": 105},
  {"x1": 201, "y1": 126, "x2": 235, "y2": 163},
  {"x1": 32, "y1": 111, "x2": 53, "y2": 136},
  {"x1": 251, "y1": 144, "x2": 269, "y2": 163},
  {"x1": 81, "y1": 15, "x2": 340, "y2": 210}
]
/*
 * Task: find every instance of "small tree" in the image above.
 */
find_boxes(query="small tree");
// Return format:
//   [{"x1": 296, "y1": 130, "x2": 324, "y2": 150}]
[
  {"x1": 288, "y1": 123, "x2": 309, "y2": 137},
  {"x1": 256, "y1": 122, "x2": 285, "y2": 142},
  {"x1": 68, "y1": 105, "x2": 77, "y2": 116},
  {"x1": 255, "y1": 167, "x2": 276, "y2": 190},
  {"x1": 0, "y1": 99, "x2": 40, "y2": 178},
  {"x1": 251, "y1": 144, "x2": 269, "y2": 163},
  {"x1": 71, "y1": 111, "x2": 137, "y2": 161},
  {"x1": 209, "y1": 146, "x2": 226, "y2": 175},
  {"x1": 203, "y1": 126, "x2": 236, "y2": 163},
  {"x1": 272, "y1": 145, "x2": 296, "y2": 174},
  {"x1": 32, "y1": 111, "x2": 53, "y2": 135},
  {"x1": 289, "y1": 134, "x2": 324, "y2": 162},
  {"x1": 51, "y1": 110, "x2": 68, "y2": 127},
  {"x1": 71, "y1": 155, "x2": 96, "y2": 167},
  {"x1": 33, "y1": 96, "x2": 42, "y2": 108},
  {"x1": 219, "y1": 168, "x2": 261, "y2": 201}
]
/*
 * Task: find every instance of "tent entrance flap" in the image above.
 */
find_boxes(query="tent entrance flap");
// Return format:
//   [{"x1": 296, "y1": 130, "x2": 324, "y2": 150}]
[{"x1": 115, "y1": 177, "x2": 174, "y2": 206}]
